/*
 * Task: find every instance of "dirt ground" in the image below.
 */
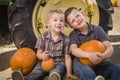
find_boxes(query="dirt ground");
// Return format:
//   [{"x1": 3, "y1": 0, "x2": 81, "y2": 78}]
[{"x1": 0, "y1": 2, "x2": 120, "y2": 80}]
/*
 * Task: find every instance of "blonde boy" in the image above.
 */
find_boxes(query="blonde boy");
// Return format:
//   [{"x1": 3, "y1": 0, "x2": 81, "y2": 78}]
[
  {"x1": 12, "y1": 10, "x2": 78, "y2": 80},
  {"x1": 35, "y1": 9, "x2": 77, "y2": 80}
]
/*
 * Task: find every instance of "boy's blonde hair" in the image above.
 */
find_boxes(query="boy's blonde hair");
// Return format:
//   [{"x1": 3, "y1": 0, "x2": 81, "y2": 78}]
[{"x1": 47, "y1": 9, "x2": 64, "y2": 19}]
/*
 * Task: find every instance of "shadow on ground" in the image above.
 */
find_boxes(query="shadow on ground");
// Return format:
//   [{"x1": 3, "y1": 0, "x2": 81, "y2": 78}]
[
  {"x1": 108, "y1": 35, "x2": 120, "y2": 63},
  {"x1": 108, "y1": 45, "x2": 120, "y2": 63},
  {"x1": 109, "y1": 35, "x2": 120, "y2": 42},
  {"x1": 0, "y1": 50, "x2": 16, "y2": 71}
]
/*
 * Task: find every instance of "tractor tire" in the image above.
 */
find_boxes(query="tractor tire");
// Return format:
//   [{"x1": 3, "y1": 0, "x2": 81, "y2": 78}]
[
  {"x1": 8, "y1": 0, "x2": 37, "y2": 51},
  {"x1": 0, "y1": 5, "x2": 10, "y2": 41}
]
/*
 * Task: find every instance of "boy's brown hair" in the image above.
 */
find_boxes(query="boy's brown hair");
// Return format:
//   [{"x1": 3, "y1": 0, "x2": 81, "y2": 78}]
[{"x1": 65, "y1": 7, "x2": 79, "y2": 23}]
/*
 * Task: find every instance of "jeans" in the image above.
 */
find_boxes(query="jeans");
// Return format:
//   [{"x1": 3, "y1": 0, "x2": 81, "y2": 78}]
[
  {"x1": 24, "y1": 61, "x2": 65, "y2": 80},
  {"x1": 73, "y1": 58, "x2": 120, "y2": 80}
]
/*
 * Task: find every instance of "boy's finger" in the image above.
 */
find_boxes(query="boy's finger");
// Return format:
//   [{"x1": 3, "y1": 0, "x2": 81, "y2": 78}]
[{"x1": 43, "y1": 51, "x2": 49, "y2": 54}]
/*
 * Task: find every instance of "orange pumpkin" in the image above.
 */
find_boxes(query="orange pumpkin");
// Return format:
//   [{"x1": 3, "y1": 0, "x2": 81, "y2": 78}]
[
  {"x1": 111, "y1": 0, "x2": 117, "y2": 6},
  {"x1": 79, "y1": 40, "x2": 106, "y2": 66},
  {"x1": 41, "y1": 58, "x2": 55, "y2": 72},
  {"x1": 10, "y1": 48, "x2": 37, "y2": 75}
]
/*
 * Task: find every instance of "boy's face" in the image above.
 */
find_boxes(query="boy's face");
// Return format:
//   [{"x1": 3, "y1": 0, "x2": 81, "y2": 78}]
[
  {"x1": 67, "y1": 9, "x2": 86, "y2": 29},
  {"x1": 47, "y1": 13, "x2": 65, "y2": 33}
]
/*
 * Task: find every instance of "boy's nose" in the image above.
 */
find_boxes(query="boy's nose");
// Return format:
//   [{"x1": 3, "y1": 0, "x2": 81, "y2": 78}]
[
  {"x1": 57, "y1": 20, "x2": 61, "y2": 24},
  {"x1": 75, "y1": 18, "x2": 79, "y2": 23}
]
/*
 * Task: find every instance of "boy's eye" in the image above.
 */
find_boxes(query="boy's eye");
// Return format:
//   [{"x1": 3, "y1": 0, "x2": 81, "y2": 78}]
[
  {"x1": 54, "y1": 19, "x2": 57, "y2": 21},
  {"x1": 76, "y1": 14, "x2": 79, "y2": 17},
  {"x1": 60, "y1": 19, "x2": 64, "y2": 22}
]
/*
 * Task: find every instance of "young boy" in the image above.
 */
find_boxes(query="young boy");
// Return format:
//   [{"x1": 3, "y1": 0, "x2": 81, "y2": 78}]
[
  {"x1": 11, "y1": 9, "x2": 78, "y2": 80},
  {"x1": 65, "y1": 7, "x2": 120, "y2": 80},
  {"x1": 35, "y1": 9, "x2": 78, "y2": 80}
]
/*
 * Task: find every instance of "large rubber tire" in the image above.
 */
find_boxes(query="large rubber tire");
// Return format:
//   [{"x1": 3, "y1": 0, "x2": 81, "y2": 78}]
[
  {"x1": 8, "y1": 0, "x2": 37, "y2": 51},
  {"x1": 0, "y1": 5, "x2": 9, "y2": 38}
]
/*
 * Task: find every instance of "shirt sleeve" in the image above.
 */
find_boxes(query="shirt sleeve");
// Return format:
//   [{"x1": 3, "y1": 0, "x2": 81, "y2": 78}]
[
  {"x1": 96, "y1": 26, "x2": 110, "y2": 42},
  {"x1": 69, "y1": 31, "x2": 80, "y2": 47},
  {"x1": 64, "y1": 38, "x2": 70, "y2": 54},
  {"x1": 35, "y1": 34, "x2": 45, "y2": 50}
]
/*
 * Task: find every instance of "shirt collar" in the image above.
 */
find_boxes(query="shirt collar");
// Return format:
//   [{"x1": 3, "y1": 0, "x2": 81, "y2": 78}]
[
  {"x1": 75, "y1": 23, "x2": 94, "y2": 35},
  {"x1": 46, "y1": 31, "x2": 63, "y2": 41},
  {"x1": 87, "y1": 23, "x2": 94, "y2": 33}
]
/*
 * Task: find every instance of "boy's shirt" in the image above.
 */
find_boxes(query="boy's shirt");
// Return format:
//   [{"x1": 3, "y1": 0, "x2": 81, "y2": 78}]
[
  {"x1": 69, "y1": 23, "x2": 110, "y2": 62},
  {"x1": 35, "y1": 31, "x2": 70, "y2": 65},
  {"x1": 69, "y1": 23, "x2": 110, "y2": 47}
]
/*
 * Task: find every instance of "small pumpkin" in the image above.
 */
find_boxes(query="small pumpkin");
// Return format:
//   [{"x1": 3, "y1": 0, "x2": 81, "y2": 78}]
[
  {"x1": 79, "y1": 40, "x2": 106, "y2": 66},
  {"x1": 41, "y1": 58, "x2": 55, "y2": 72},
  {"x1": 111, "y1": 0, "x2": 117, "y2": 6},
  {"x1": 10, "y1": 48, "x2": 37, "y2": 75}
]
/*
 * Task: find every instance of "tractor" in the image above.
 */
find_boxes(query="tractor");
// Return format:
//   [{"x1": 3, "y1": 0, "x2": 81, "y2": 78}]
[{"x1": 0, "y1": 0, "x2": 114, "y2": 51}]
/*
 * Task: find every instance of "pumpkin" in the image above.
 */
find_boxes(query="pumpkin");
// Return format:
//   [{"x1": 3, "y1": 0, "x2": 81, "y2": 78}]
[
  {"x1": 111, "y1": 0, "x2": 117, "y2": 6},
  {"x1": 79, "y1": 40, "x2": 106, "y2": 66},
  {"x1": 10, "y1": 48, "x2": 37, "y2": 75},
  {"x1": 41, "y1": 58, "x2": 55, "y2": 72}
]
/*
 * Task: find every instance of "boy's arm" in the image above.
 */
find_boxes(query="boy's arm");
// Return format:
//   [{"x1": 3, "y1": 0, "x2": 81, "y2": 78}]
[
  {"x1": 37, "y1": 49, "x2": 49, "y2": 60},
  {"x1": 70, "y1": 44, "x2": 90, "y2": 58},
  {"x1": 65, "y1": 54, "x2": 79, "y2": 79},
  {"x1": 70, "y1": 44, "x2": 103, "y2": 65},
  {"x1": 65, "y1": 54, "x2": 72, "y2": 75},
  {"x1": 37, "y1": 49, "x2": 43, "y2": 60},
  {"x1": 102, "y1": 40, "x2": 113, "y2": 59}
]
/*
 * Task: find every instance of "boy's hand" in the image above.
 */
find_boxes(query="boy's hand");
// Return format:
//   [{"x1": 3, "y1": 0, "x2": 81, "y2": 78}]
[
  {"x1": 88, "y1": 52, "x2": 103, "y2": 65},
  {"x1": 42, "y1": 51, "x2": 49, "y2": 60},
  {"x1": 66, "y1": 73, "x2": 79, "y2": 80}
]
